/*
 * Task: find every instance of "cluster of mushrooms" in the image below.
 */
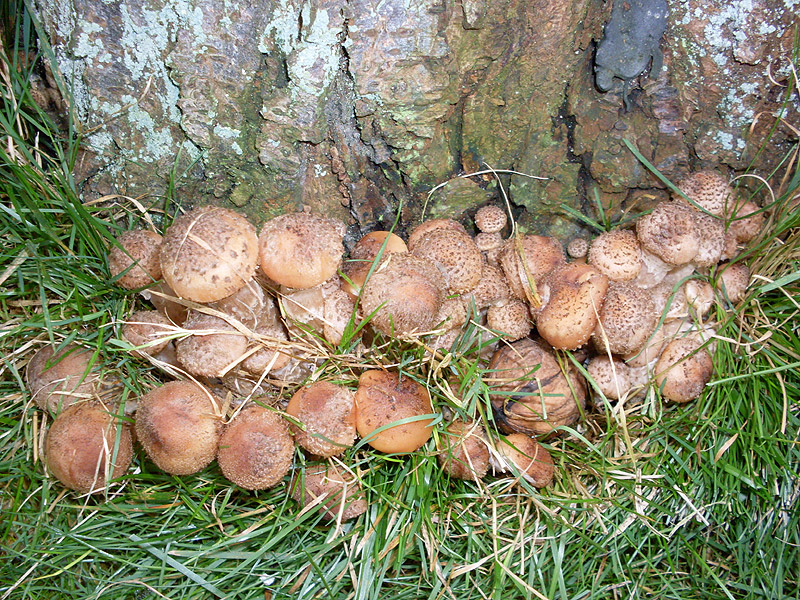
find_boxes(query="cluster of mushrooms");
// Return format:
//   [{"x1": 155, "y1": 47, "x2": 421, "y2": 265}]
[{"x1": 25, "y1": 169, "x2": 761, "y2": 520}]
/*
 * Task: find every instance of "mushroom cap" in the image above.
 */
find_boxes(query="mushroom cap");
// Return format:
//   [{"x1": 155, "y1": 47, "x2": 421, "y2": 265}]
[
  {"x1": 716, "y1": 262, "x2": 750, "y2": 304},
  {"x1": 485, "y1": 339, "x2": 586, "y2": 436},
  {"x1": 258, "y1": 212, "x2": 345, "y2": 290},
  {"x1": 463, "y1": 263, "x2": 511, "y2": 310},
  {"x1": 632, "y1": 249, "x2": 672, "y2": 289},
  {"x1": 498, "y1": 235, "x2": 566, "y2": 303},
  {"x1": 26, "y1": 343, "x2": 101, "y2": 414},
  {"x1": 217, "y1": 403, "x2": 294, "y2": 490},
  {"x1": 622, "y1": 318, "x2": 670, "y2": 368},
  {"x1": 122, "y1": 310, "x2": 174, "y2": 357},
  {"x1": 691, "y1": 212, "x2": 726, "y2": 267},
  {"x1": 685, "y1": 279, "x2": 715, "y2": 319},
  {"x1": 240, "y1": 318, "x2": 291, "y2": 375},
  {"x1": 586, "y1": 355, "x2": 634, "y2": 401},
  {"x1": 286, "y1": 381, "x2": 356, "y2": 457},
  {"x1": 435, "y1": 297, "x2": 468, "y2": 330},
  {"x1": 636, "y1": 202, "x2": 699, "y2": 266},
  {"x1": 175, "y1": 311, "x2": 248, "y2": 377},
  {"x1": 487, "y1": 300, "x2": 531, "y2": 341},
  {"x1": 407, "y1": 218, "x2": 468, "y2": 249},
  {"x1": 474, "y1": 205, "x2": 507, "y2": 234},
  {"x1": 142, "y1": 281, "x2": 189, "y2": 325},
  {"x1": 108, "y1": 230, "x2": 163, "y2": 289},
  {"x1": 359, "y1": 253, "x2": 445, "y2": 336},
  {"x1": 45, "y1": 400, "x2": 133, "y2": 494},
  {"x1": 474, "y1": 231, "x2": 504, "y2": 253},
  {"x1": 341, "y1": 231, "x2": 408, "y2": 299},
  {"x1": 535, "y1": 263, "x2": 609, "y2": 350},
  {"x1": 728, "y1": 200, "x2": 764, "y2": 243},
  {"x1": 587, "y1": 229, "x2": 642, "y2": 281},
  {"x1": 567, "y1": 238, "x2": 589, "y2": 259},
  {"x1": 593, "y1": 282, "x2": 658, "y2": 355},
  {"x1": 211, "y1": 279, "x2": 274, "y2": 329},
  {"x1": 135, "y1": 381, "x2": 221, "y2": 475},
  {"x1": 436, "y1": 420, "x2": 490, "y2": 480},
  {"x1": 495, "y1": 433, "x2": 554, "y2": 488},
  {"x1": 654, "y1": 337, "x2": 713, "y2": 403},
  {"x1": 354, "y1": 370, "x2": 434, "y2": 453},
  {"x1": 290, "y1": 462, "x2": 367, "y2": 521},
  {"x1": 410, "y1": 228, "x2": 484, "y2": 294},
  {"x1": 676, "y1": 170, "x2": 732, "y2": 216},
  {"x1": 160, "y1": 206, "x2": 259, "y2": 303}
]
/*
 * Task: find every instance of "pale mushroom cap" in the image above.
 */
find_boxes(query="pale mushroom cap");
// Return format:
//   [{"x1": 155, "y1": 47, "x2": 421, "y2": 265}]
[
  {"x1": 654, "y1": 337, "x2": 713, "y2": 403},
  {"x1": 354, "y1": 370, "x2": 434, "y2": 453},
  {"x1": 498, "y1": 235, "x2": 566, "y2": 303},
  {"x1": 474, "y1": 231, "x2": 504, "y2": 253},
  {"x1": 410, "y1": 228, "x2": 484, "y2": 294},
  {"x1": 290, "y1": 463, "x2": 367, "y2": 521},
  {"x1": 685, "y1": 279, "x2": 715, "y2": 319},
  {"x1": 211, "y1": 279, "x2": 273, "y2": 329},
  {"x1": 45, "y1": 400, "x2": 133, "y2": 494},
  {"x1": 175, "y1": 312, "x2": 248, "y2": 377},
  {"x1": 435, "y1": 297, "x2": 468, "y2": 330},
  {"x1": 567, "y1": 238, "x2": 589, "y2": 259},
  {"x1": 286, "y1": 381, "x2": 356, "y2": 458},
  {"x1": 122, "y1": 310, "x2": 174, "y2": 357},
  {"x1": 495, "y1": 433, "x2": 554, "y2": 488},
  {"x1": 135, "y1": 381, "x2": 221, "y2": 475},
  {"x1": 716, "y1": 262, "x2": 750, "y2": 304},
  {"x1": 633, "y1": 249, "x2": 672, "y2": 289},
  {"x1": 463, "y1": 263, "x2": 511, "y2": 310},
  {"x1": 436, "y1": 420, "x2": 490, "y2": 480},
  {"x1": 588, "y1": 229, "x2": 642, "y2": 281},
  {"x1": 258, "y1": 212, "x2": 344, "y2": 290},
  {"x1": 636, "y1": 202, "x2": 699, "y2": 266},
  {"x1": 407, "y1": 218, "x2": 468, "y2": 249},
  {"x1": 676, "y1": 170, "x2": 732, "y2": 216},
  {"x1": 728, "y1": 200, "x2": 764, "y2": 243},
  {"x1": 217, "y1": 404, "x2": 294, "y2": 490},
  {"x1": 691, "y1": 212, "x2": 726, "y2": 267},
  {"x1": 160, "y1": 206, "x2": 258, "y2": 303},
  {"x1": 586, "y1": 355, "x2": 634, "y2": 401},
  {"x1": 474, "y1": 205, "x2": 507, "y2": 234},
  {"x1": 341, "y1": 231, "x2": 408, "y2": 299},
  {"x1": 26, "y1": 343, "x2": 100, "y2": 414},
  {"x1": 108, "y1": 230, "x2": 163, "y2": 289},
  {"x1": 487, "y1": 300, "x2": 531, "y2": 341},
  {"x1": 593, "y1": 282, "x2": 658, "y2": 356}
]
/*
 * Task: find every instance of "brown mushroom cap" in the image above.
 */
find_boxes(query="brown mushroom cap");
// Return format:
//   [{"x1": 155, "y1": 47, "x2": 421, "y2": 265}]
[
  {"x1": 567, "y1": 238, "x2": 589, "y2": 260},
  {"x1": 45, "y1": 400, "x2": 133, "y2": 494},
  {"x1": 108, "y1": 230, "x2": 163, "y2": 289},
  {"x1": 290, "y1": 462, "x2": 367, "y2": 521},
  {"x1": 676, "y1": 170, "x2": 732, "y2": 216},
  {"x1": 26, "y1": 343, "x2": 101, "y2": 414},
  {"x1": 474, "y1": 231, "x2": 504, "y2": 253},
  {"x1": 485, "y1": 339, "x2": 586, "y2": 436},
  {"x1": 259, "y1": 212, "x2": 345, "y2": 290},
  {"x1": 716, "y1": 262, "x2": 750, "y2": 304},
  {"x1": 436, "y1": 420, "x2": 490, "y2": 480},
  {"x1": 175, "y1": 311, "x2": 248, "y2": 377},
  {"x1": 359, "y1": 253, "x2": 446, "y2": 336},
  {"x1": 217, "y1": 403, "x2": 294, "y2": 490},
  {"x1": 498, "y1": 235, "x2": 566, "y2": 304},
  {"x1": 341, "y1": 230, "x2": 408, "y2": 299},
  {"x1": 587, "y1": 229, "x2": 642, "y2": 281},
  {"x1": 286, "y1": 381, "x2": 356, "y2": 458},
  {"x1": 728, "y1": 200, "x2": 764, "y2": 243},
  {"x1": 487, "y1": 300, "x2": 531, "y2": 341},
  {"x1": 122, "y1": 310, "x2": 174, "y2": 357},
  {"x1": 463, "y1": 263, "x2": 511, "y2": 310},
  {"x1": 135, "y1": 381, "x2": 221, "y2": 475},
  {"x1": 586, "y1": 355, "x2": 634, "y2": 401},
  {"x1": 160, "y1": 206, "x2": 259, "y2": 303},
  {"x1": 407, "y1": 218, "x2": 468, "y2": 249},
  {"x1": 495, "y1": 433, "x2": 554, "y2": 488},
  {"x1": 410, "y1": 228, "x2": 484, "y2": 294},
  {"x1": 691, "y1": 212, "x2": 726, "y2": 268},
  {"x1": 636, "y1": 202, "x2": 699, "y2": 266},
  {"x1": 435, "y1": 297, "x2": 468, "y2": 330},
  {"x1": 354, "y1": 370, "x2": 434, "y2": 453},
  {"x1": 474, "y1": 205, "x2": 507, "y2": 234},
  {"x1": 593, "y1": 282, "x2": 658, "y2": 356},
  {"x1": 141, "y1": 281, "x2": 189, "y2": 325},
  {"x1": 654, "y1": 337, "x2": 714, "y2": 403}
]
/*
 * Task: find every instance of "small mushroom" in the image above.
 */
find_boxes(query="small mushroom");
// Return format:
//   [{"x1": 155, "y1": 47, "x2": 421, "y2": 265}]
[
  {"x1": 436, "y1": 420, "x2": 490, "y2": 481},
  {"x1": 108, "y1": 230, "x2": 163, "y2": 289},
  {"x1": 474, "y1": 205, "x2": 507, "y2": 234},
  {"x1": 487, "y1": 299, "x2": 531, "y2": 341},
  {"x1": 175, "y1": 311, "x2": 248, "y2": 378},
  {"x1": 690, "y1": 211, "x2": 726, "y2": 268},
  {"x1": 290, "y1": 462, "x2": 367, "y2": 521},
  {"x1": 675, "y1": 170, "x2": 732, "y2": 216},
  {"x1": 586, "y1": 355, "x2": 635, "y2": 401},
  {"x1": 463, "y1": 263, "x2": 511, "y2": 310},
  {"x1": 716, "y1": 262, "x2": 750, "y2": 304},
  {"x1": 26, "y1": 343, "x2": 101, "y2": 414},
  {"x1": 728, "y1": 200, "x2": 764, "y2": 243},
  {"x1": 493, "y1": 433, "x2": 554, "y2": 488},
  {"x1": 654, "y1": 337, "x2": 713, "y2": 403},
  {"x1": 217, "y1": 403, "x2": 294, "y2": 490},
  {"x1": 587, "y1": 229, "x2": 642, "y2": 281},
  {"x1": 636, "y1": 202, "x2": 699, "y2": 266},
  {"x1": 407, "y1": 218, "x2": 468, "y2": 249},
  {"x1": 593, "y1": 282, "x2": 658, "y2": 356},
  {"x1": 354, "y1": 370, "x2": 434, "y2": 453},
  {"x1": 286, "y1": 381, "x2": 356, "y2": 458},
  {"x1": 410, "y1": 227, "x2": 484, "y2": 294},
  {"x1": 498, "y1": 235, "x2": 566, "y2": 304},
  {"x1": 341, "y1": 230, "x2": 408, "y2": 300},
  {"x1": 566, "y1": 238, "x2": 589, "y2": 260}
]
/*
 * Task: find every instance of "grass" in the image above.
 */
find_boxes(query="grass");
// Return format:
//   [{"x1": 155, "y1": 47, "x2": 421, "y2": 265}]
[{"x1": 1, "y1": 12, "x2": 799, "y2": 600}]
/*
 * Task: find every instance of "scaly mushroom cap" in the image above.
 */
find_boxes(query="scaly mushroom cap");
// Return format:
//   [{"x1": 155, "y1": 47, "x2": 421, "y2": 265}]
[
  {"x1": 716, "y1": 262, "x2": 750, "y2": 304},
  {"x1": 586, "y1": 355, "x2": 634, "y2": 400},
  {"x1": 354, "y1": 370, "x2": 434, "y2": 453},
  {"x1": 593, "y1": 282, "x2": 658, "y2": 356},
  {"x1": 474, "y1": 231, "x2": 504, "y2": 254},
  {"x1": 587, "y1": 229, "x2": 642, "y2": 281},
  {"x1": 217, "y1": 403, "x2": 294, "y2": 490},
  {"x1": 410, "y1": 228, "x2": 483, "y2": 294},
  {"x1": 567, "y1": 238, "x2": 589, "y2": 259},
  {"x1": 241, "y1": 319, "x2": 291, "y2": 375},
  {"x1": 407, "y1": 218, "x2": 468, "y2": 249},
  {"x1": 175, "y1": 311, "x2": 248, "y2": 377},
  {"x1": 691, "y1": 212, "x2": 726, "y2": 267},
  {"x1": 258, "y1": 212, "x2": 345, "y2": 290},
  {"x1": 359, "y1": 253, "x2": 445, "y2": 336},
  {"x1": 485, "y1": 339, "x2": 586, "y2": 436},
  {"x1": 286, "y1": 381, "x2": 356, "y2": 458},
  {"x1": 26, "y1": 343, "x2": 101, "y2": 414},
  {"x1": 291, "y1": 463, "x2": 367, "y2": 521},
  {"x1": 636, "y1": 202, "x2": 699, "y2": 266},
  {"x1": 108, "y1": 230, "x2": 163, "y2": 289},
  {"x1": 654, "y1": 337, "x2": 713, "y2": 403},
  {"x1": 464, "y1": 263, "x2": 511, "y2": 310},
  {"x1": 436, "y1": 420, "x2": 490, "y2": 480},
  {"x1": 45, "y1": 400, "x2": 133, "y2": 494},
  {"x1": 122, "y1": 310, "x2": 174, "y2": 357},
  {"x1": 676, "y1": 170, "x2": 732, "y2": 216},
  {"x1": 435, "y1": 297, "x2": 468, "y2": 330},
  {"x1": 498, "y1": 235, "x2": 566, "y2": 304},
  {"x1": 487, "y1": 300, "x2": 531, "y2": 341},
  {"x1": 535, "y1": 263, "x2": 609, "y2": 351},
  {"x1": 494, "y1": 433, "x2": 554, "y2": 488},
  {"x1": 135, "y1": 381, "x2": 221, "y2": 475},
  {"x1": 341, "y1": 230, "x2": 408, "y2": 299},
  {"x1": 160, "y1": 206, "x2": 259, "y2": 303},
  {"x1": 728, "y1": 200, "x2": 764, "y2": 243},
  {"x1": 474, "y1": 205, "x2": 507, "y2": 234}
]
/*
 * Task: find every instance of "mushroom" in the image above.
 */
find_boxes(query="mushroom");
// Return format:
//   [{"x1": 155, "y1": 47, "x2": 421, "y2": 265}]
[
  {"x1": 341, "y1": 230, "x2": 408, "y2": 300},
  {"x1": 636, "y1": 202, "x2": 699, "y2": 266},
  {"x1": 354, "y1": 370, "x2": 434, "y2": 453},
  {"x1": 108, "y1": 229, "x2": 163, "y2": 289},
  {"x1": 654, "y1": 337, "x2": 714, "y2": 403},
  {"x1": 690, "y1": 211, "x2": 726, "y2": 268},
  {"x1": 436, "y1": 420, "x2": 490, "y2": 481},
  {"x1": 675, "y1": 170, "x2": 732, "y2": 216},
  {"x1": 26, "y1": 343, "x2": 101, "y2": 414},
  {"x1": 134, "y1": 380, "x2": 221, "y2": 475},
  {"x1": 685, "y1": 279, "x2": 715, "y2": 319},
  {"x1": 728, "y1": 200, "x2": 764, "y2": 243},
  {"x1": 175, "y1": 311, "x2": 248, "y2": 377},
  {"x1": 498, "y1": 235, "x2": 566, "y2": 305},
  {"x1": 593, "y1": 282, "x2": 658, "y2": 356},
  {"x1": 45, "y1": 400, "x2": 133, "y2": 494},
  {"x1": 474, "y1": 205, "x2": 507, "y2": 234},
  {"x1": 586, "y1": 355, "x2": 635, "y2": 401},
  {"x1": 463, "y1": 263, "x2": 511, "y2": 311},
  {"x1": 587, "y1": 229, "x2": 642, "y2": 281},
  {"x1": 567, "y1": 238, "x2": 589, "y2": 260},
  {"x1": 286, "y1": 381, "x2": 356, "y2": 458},
  {"x1": 121, "y1": 310, "x2": 174, "y2": 358},
  {"x1": 258, "y1": 212, "x2": 345, "y2": 290},
  {"x1": 493, "y1": 433, "x2": 554, "y2": 488},
  {"x1": 160, "y1": 206, "x2": 259, "y2": 303},
  {"x1": 409, "y1": 227, "x2": 484, "y2": 294},
  {"x1": 217, "y1": 403, "x2": 294, "y2": 490},
  {"x1": 487, "y1": 299, "x2": 531, "y2": 341},
  {"x1": 474, "y1": 231, "x2": 504, "y2": 255},
  {"x1": 716, "y1": 262, "x2": 750, "y2": 304},
  {"x1": 632, "y1": 249, "x2": 673, "y2": 289},
  {"x1": 407, "y1": 218, "x2": 468, "y2": 249},
  {"x1": 290, "y1": 462, "x2": 367, "y2": 521}
]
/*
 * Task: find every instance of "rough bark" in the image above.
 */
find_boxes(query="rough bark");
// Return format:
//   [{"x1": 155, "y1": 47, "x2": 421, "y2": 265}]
[{"x1": 32, "y1": 0, "x2": 799, "y2": 239}]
